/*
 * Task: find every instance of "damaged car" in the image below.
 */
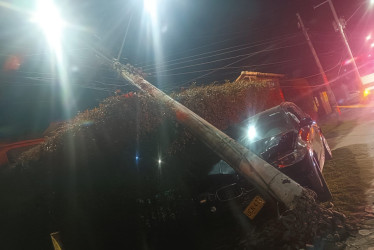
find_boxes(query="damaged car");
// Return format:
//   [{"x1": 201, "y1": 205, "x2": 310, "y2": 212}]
[{"x1": 197, "y1": 102, "x2": 332, "y2": 221}]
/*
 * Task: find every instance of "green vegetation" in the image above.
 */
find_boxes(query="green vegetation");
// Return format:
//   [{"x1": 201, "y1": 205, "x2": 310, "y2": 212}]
[
  {"x1": 323, "y1": 144, "x2": 373, "y2": 218},
  {"x1": 0, "y1": 79, "x2": 280, "y2": 249}
]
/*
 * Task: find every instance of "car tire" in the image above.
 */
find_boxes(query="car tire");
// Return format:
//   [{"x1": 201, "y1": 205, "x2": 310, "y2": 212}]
[{"x1": 310, "y1": 156, "x2": 332, "y2": 202}]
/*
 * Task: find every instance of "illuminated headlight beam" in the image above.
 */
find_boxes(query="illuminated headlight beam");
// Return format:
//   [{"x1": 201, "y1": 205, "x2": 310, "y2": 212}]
[{"x1": 247, "y1": 126, "x2": 257, "y2": 141}]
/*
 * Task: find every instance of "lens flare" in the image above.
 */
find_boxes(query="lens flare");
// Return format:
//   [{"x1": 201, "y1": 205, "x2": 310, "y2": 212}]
[
  {"x1": 144, "y1": 0, "x2": 157, "y2": 20},
  {"x1": 31, "y1": 0, "x2": 65, "y2": 51},
  {"x1": 31, "y1": 0, "x2": 73, "y2": 119},
  {"x1": 247, "y1": 126, "x2": 257, "y2": 141},
  {"x1": 141, "y1": 0, "x2": 165, "y2": 86}
]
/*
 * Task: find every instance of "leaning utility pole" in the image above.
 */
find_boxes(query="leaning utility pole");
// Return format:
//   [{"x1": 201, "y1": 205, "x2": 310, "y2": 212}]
[
  {"x1": 95, "y1": 50, "x2": 304, "y2": 209},
  {"x1": 314, "y1": 0, "x2": 364, "y2": 93},
  {"x1": 296, "y1": 13, "x2": 340, "y2": 114}
]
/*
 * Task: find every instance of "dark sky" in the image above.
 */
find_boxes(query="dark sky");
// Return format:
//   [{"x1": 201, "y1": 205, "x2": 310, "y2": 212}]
[{"x1": 0, "y1": 0, "x2": 373, "y2": 140}]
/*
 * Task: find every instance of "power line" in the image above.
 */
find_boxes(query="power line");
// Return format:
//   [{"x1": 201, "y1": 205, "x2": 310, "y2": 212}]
[
  {"x1": 281, "y1": 59, "x2": 344, "y2": 85},
  {"x1": 140, "y1": 33, "x2": 301, "y2": 71},
  {"x1": 175, "y1": 42, "x2": 306, "y2": 86},
  {"x1": 155, "y1": 58, "x2": 299, "y2": 77},
  {"x1": 346, "y1": 1, "x2": 366, "y2": 24},
  {"x1": 159, "y1": 50, "x2": 344, "y2": 93},
  {"x1": 154, "y1": 48, "x2": 343, "y2": 78},
  {"x1": 146, "y1": 41, "x2": 306, "y2": 75},
  {"x1": 143, "y1": 34, "x2": 300, "y2": 72}
]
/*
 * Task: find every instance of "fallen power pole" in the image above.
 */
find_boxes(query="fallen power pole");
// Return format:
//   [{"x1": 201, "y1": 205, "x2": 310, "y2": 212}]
[
  {"x1": 95, "y1": 50, "x2": 304, "y2": 209},
  {"x1": 296, "y1": 13, "x2": 340, "y2": 114}
]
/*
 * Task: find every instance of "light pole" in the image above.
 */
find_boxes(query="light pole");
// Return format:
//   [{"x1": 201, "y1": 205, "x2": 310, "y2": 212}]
[
  {"x1": 315, "y1": 0, "x2": 364, "y2": 94},
  {"x1": 297, "y1": 13, "x2": 340, "y2": 114}
]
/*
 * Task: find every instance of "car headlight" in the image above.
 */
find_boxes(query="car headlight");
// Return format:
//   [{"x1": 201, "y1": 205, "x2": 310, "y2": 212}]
[{"x1": 272, "y1": 136, "x2": 308, "y2": 168}]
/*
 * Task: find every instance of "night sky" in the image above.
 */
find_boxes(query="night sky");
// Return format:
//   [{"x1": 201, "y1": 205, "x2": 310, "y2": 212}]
[{"x1": 0, "y1": 0, "x2": 373, "y2": 140}]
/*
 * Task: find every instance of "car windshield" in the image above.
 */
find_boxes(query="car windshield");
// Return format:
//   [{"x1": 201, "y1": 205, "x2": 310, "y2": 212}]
[{"x1": 236, "y1": 107, "x2": 294, "y2": 143}]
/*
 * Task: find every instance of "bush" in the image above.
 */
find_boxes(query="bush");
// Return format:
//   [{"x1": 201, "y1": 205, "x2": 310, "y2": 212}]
[{"x1": 0, "y1": 79, "x2": 281, "y2": 249}]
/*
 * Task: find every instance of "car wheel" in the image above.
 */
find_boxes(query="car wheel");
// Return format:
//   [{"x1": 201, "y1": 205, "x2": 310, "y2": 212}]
[{"x1": 309, "y1": 156, "x2": 332, "y2": 202}]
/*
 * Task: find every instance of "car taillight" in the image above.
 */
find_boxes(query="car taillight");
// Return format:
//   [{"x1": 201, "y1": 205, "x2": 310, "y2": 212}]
[
  {"x1": 298, "y1": 127, "x2": 310, "y2": 142},
  {"x1": 272, "y1": 135, "x2": 308, "y2": 168}
]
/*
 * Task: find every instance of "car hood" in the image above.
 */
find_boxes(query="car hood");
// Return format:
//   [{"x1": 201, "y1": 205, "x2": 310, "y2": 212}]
[{"x1": 244, "y1": 130, "x2": 298, "y2": 163}]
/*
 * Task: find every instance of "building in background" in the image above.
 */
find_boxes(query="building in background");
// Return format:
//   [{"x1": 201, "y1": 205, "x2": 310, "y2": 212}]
[
  {"x1": 234, "y1": 71, "x2": 333, "y2": 120},
  {"x1": 235, "y1": 71, "x2": 285, "y2": 105}
]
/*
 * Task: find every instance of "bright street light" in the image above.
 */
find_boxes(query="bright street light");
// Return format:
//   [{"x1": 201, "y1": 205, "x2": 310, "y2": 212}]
[
  {"x1": 367, "y1": 34, "x2": 372, "y2": 41},
  {"x1": 30, "y1": 0, "x2": 72, "y2": 118},
  {"x1": 144, "y1": 0, "x2": 157, "y2": 20},
  {"x1": 31, "y1": 0, "x2": 65, "y2": 51}
]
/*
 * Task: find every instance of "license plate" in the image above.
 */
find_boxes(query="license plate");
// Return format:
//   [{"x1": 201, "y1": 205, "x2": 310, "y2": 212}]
[{"x1": 243, "y1": 195, "x2": 265, "y2": 220}]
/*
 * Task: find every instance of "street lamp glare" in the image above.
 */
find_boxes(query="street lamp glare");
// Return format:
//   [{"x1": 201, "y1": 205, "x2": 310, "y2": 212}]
[
  {"x1": 144, "y1": 0, "x2": 157, "y2": 19},
  {"x1": 31, "y1": 0, "x2": 64, "y2": 50},
  {"x1": 367, "y1": 34, "x2": 372, "y2": 41}
]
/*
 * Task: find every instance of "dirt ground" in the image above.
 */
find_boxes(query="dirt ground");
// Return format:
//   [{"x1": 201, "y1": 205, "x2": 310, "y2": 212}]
[{"x1": 322, "y1": 104, "x2": 374, "y2": 249}]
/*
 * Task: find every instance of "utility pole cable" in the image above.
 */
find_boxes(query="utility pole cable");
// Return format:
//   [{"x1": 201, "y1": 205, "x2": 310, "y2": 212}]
[
  {"x1": 327, "y1": 0, "x2": 363, "y2": 92},
  {"x1": 117, "y1": 15, "x2": 133, "y2": 61},
  {"x1": 296, "y1": 13, "x2": 340, "y2": 114}
]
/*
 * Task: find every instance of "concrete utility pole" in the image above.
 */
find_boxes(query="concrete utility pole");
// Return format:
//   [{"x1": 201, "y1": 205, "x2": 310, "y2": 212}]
[
  {"x1": 314, "y1": 0, "x2": 364, "y2": 93},
  {"x1": 94, "y1": 50, "x2": 305, "y2": 209},
  {"x1": 296, "y1": 13, "x2": 340, "y2": 114}
]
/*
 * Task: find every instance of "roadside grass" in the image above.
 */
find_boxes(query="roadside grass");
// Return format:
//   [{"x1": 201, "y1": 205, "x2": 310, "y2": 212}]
[{"x1": 323, "y1": 144, "x2": 374, "y2": 218}]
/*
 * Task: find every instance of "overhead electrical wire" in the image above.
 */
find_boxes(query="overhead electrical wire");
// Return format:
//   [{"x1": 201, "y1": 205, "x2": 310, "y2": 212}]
[
  {"x1": 155, "y1": 47, "x2": 343, "y2": 78},
  {"x1": 143, "y1": 36, "x2": 301, "y2": 73},
  {"x1": 134, "y1": 14, "x2": 301, "y2": 67},
  {"x1": 146, "y1": 41, "x2": 306, "y2": 75},
  {"x1": 140, "y1": 32, "x2": 301, "y2": 71},
  {"x1": 346, "y1": 1, "x2": 366, "y2": 24},
  {"x1": 160, "y1": 41, "x2": 307, "y2": 86},
  {"x1": 157, "y1": 48, "x2": 345, "y2": 93}
]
